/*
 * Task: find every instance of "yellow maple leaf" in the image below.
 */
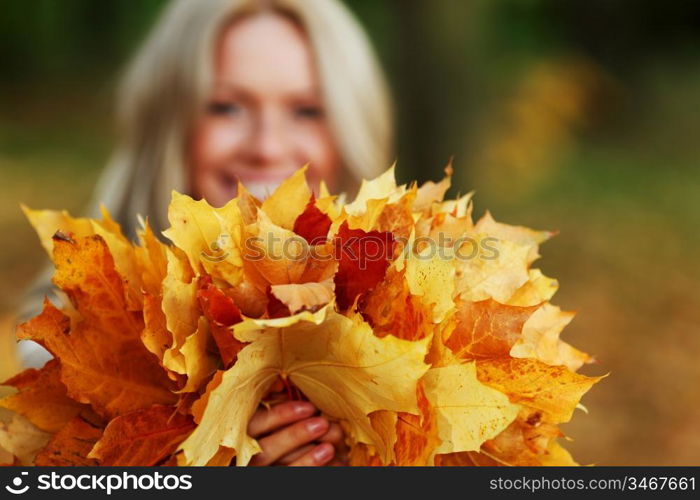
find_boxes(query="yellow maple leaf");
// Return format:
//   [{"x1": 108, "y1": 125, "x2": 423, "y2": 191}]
[
  {"x1": 179, "y1": 305, "x2": 430, "y2": 466},
  {"x1": 506, "y1": 268, "x2": 559, "y2": 306},
  {"x1": 510, "y1": 303, "x2": 591, "y2": 371},
  {"x1": 422, "y1": 363, "x2": 520, "y2": 455},
  {"x1": 344, "y1": 164, "x2": 406, "y2": 216},
  {"x1": 413, "y1": 165, "x2": 453, "y2": 214},
  {"x1": 476, "y1": 358, "x2": 603, "y2": 424},
  {"x1": 178, "y1": 317, "x2": 218, "y2": 393},
  {"x1": 161, "y1": 248, "x2": 199, "y2": 375},
  {"x1": 163, "y1": 192, "x2": 244, "y2": 286},
  {"x1": 260, "y1": 167, "x2": 311, "y2": 230},
  {"x1": 455, "y1": 237, "x2": 531, "y2": 303},
  {"x1": 22, "y1": 205, "x2": 146, "y2": 309},
  {"x1": 474, "y1": 210, "x2": 555, "y2": 265},
  {"x1": 404, "y1": 246, "x2": 456, "y2": 323}
]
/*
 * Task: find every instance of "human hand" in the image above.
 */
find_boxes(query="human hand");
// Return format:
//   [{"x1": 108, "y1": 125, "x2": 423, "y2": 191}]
[{"x1": 247, "y1": 400, "x2": 348, "y2": 466}]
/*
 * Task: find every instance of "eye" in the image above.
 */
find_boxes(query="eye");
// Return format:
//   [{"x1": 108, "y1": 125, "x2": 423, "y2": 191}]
[
  {"x1": 294, "y1": 105, "x2": 323, "y2": 120},
  {"x1": 207, "y1": 101, "x2": 241, "y2": 116}
]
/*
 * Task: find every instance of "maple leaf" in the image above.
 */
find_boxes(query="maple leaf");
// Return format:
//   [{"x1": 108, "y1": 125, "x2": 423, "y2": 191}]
[
  {"x1": 445, "y1": 298, "x2": 540, "y2": 360},
  {"x1": 510, "y1": 303, "x2": 591, "y2": 371},
  {"x1": 141, "y1": 293, "x2": 172, "y2": 368},
  {"x1": 89, "y1": 405, "x2": 194, "y2": 466},
  {"x1": 403, "y1": 246, "x2": 456, "y2": 323},
  {"x1": 342, "y1": 187, "x2": 417, "y2": 243},
  {"x1": 23, "y1": 205, "x2": 147, "y2": 310},
  {"x1": 270, "y1": 278, "x2": 335, "y2": 315},
  {"x1": 34, "y1": 416, "x2": 102, "y2": 466},
  {"x1": 475, "y1": 358, "x2": 603, "y2": 424},
  {"x1": 454, "y1": 237, "x2": 531, "y2": 303},
  {"x1": 161, "y1": 248, "x2": 199, "y2": 376},
  {"x1": 506, "y1": 268, "x2": 559, "y2": 307},
  {"x1": 19, "y1": 298, "x2": 176, "y2": 420},
  {"x1": 234, "y1": 182, "x2": 262, "y2": 225},
  {"x1": 344, "y1": 166, "x2": 407, "y2": 216},
  {"x1": 261, "y1": 168, "x2": 312, "y2": 230},
  {"x1": 333, "y1": 222, "x2": 395, "y2": 310},
  {"x1": 179, "y1": 306, "x2": 430, "y2": 466},
  {"x1": 178, "y1": 317, "x2": 219, "y2": 394},
  {"x1": 196, "y1": 277, "x2": 245, "y2": 367},
  {"x1": 134, "y1": 218, "x2": 169, "y2": 298},
  {"x1": 190, "y1": 371, "x2": 224, "y2": 425},
  {"x1": 435, "y1": 406, "x2": 578, "y2": 467},
  {"x1": 225, "y1": 279, "x2": 268, "y2": 318},
  {"x1": 163, "y1": 192, "x2": 244, "y2": 286},
  {"x1": 413, "y1": 164, "x2": 453, "y2": 214},
  {"x1": 51, "y1": 232, "x2": 142, "y2": 340},
  {"x1": 242, "y1": 210, "x2": 337, "y2": 299},
  {"x1": 0, "y1": 414, "x2": 51, "y2": 465},
  {"x1": 359, "y1": 266, "x2": 435, "y2": 341},
  {"x1": 292, "y1": 195, "x2": 332, "y2": 244},
  {"x1": 393, "y1": 383, "x2": 440, "y2": 466},
  {"x1": 10, "y1": 164, "x2": 602, "y2": 467},
  {"x1": 474, "y1": 211, "x2": 555, "y2": 265},
  {"x1": 0, "y1": 359, "x2": 86, "y2": 433},
  {"x1": 422, "y1": 363, "x2": 520, "y2": 455}
]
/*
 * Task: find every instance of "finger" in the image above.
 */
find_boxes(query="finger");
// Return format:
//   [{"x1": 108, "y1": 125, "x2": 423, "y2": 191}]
[
  {"x1": 275, "y1": 443, "x2": 315, "y2": 465},
  {"x1": 276, "y1": 422, "x2": 345, "y2": 464},
  {"x1": 288, "y1": 443, "x2": 335, "y2": 467},
  {"x1": 318, "y1": 422, "x2": 344, "y2": 446},
  {"x1": 250, "y1": 417, "x2": 329, "y2": 466},
  {"x1": 319, "y1": 423, "x2": 349, "y2": 461},
  {"x1": 247, "y1": 401, "x2": 316, "y2": 438}
]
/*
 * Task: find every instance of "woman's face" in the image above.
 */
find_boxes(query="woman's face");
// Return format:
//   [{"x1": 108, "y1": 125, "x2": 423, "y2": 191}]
[{"x1": 189, "y1": 13, "x2": 341, "y2": 206}]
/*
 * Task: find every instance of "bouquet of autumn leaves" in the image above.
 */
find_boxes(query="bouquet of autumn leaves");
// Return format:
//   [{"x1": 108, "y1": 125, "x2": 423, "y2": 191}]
[{"x1": 0, "y1": 166, "x2": 602, "y2": 466}]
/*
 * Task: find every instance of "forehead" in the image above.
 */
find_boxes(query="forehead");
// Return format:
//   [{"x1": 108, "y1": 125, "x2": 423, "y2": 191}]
[{"x1": 215, "y1": 13, "x2": 318, "y2": 93}]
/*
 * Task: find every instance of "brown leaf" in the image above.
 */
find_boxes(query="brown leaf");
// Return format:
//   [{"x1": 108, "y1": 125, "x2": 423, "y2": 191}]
[
  {"x1": 445, "y1": 298, "x2": 540, "y2": 360},
  {"x1": 34, "y1": 416, "x2": 103, "y2": 466},
  {"x1": 360, "y1": 267, "x2": 434, "y2": 341},
  {"x1": 19, "y1": 299, "x2": 177, "y2": 420},
  {"x1": 0, "y1": 359, "x2": 86, "y2": 433},
  {"x1": 393, "y1": 383, "x2": 440, "y2": 465},
  {"x1": 52, "y1": 233, "x2": 142, "y2": 340},
  {"x1": 89, "y1": 405, "x2": 195, "y2": 466},
  {"x1": 141, "y1": 293, "x2": 172, "y2": 366}
]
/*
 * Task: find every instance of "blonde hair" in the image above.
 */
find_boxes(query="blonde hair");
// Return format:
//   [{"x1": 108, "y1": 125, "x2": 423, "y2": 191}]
[{"x1": 91, "y1": 0, "x2": 393, "y2": 239}]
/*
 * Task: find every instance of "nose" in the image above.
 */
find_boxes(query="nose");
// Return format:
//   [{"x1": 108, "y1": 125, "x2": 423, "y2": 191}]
[{"x1": 242, "y1": 108, "x2": 288, "y2": 167}]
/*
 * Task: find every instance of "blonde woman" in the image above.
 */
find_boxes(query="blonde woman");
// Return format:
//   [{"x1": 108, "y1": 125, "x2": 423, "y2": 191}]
[{"x1": 17, "y1": 0, "x2": 393, "y2": 466}]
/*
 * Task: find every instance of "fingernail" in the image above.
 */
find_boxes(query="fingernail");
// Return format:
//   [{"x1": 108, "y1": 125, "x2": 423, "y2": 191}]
[
  {"x1": 313, "y1": 443, "x2": 334, "y2": 463},
  {"x1": 306, "y1": 417, "x2": 328, "y2": 435},
  {"x1": 293, "y1": 402, "x2": 314, "y2": 415}
]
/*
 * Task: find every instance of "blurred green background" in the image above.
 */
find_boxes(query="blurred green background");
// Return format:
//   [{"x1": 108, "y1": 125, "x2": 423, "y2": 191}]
[{"x1": 1, "y1": 0, "x2": 699, "y2": 465}]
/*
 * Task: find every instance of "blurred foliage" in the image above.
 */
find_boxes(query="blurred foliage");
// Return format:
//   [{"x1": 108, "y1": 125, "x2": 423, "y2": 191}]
[{"x1": 1, "y1": 0, "x2": 699, "y2": 465}]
